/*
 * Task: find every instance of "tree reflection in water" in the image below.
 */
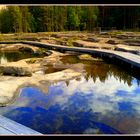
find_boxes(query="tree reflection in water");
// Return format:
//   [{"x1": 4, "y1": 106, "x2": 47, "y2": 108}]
[
  {"x1": 0, "y1": 54, "x2": 140, "y2": 134},
  {"x1": 60, "y1": 54, "x2": 139, "y2": 87}
]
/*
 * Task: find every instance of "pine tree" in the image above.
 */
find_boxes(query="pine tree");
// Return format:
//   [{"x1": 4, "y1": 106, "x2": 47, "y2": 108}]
[
  {"x1": 66, "y1": 7, "x2": 80, "y2": 30},
  {"x1": 7, "y1": 6, "x2": 22, "y2": 33},
  {"x1": 0, "y1": 7, "x2": 12, "y2": 33},
  {"x1": 20, "y1": 6, "x2": 35, "y2": 33}
]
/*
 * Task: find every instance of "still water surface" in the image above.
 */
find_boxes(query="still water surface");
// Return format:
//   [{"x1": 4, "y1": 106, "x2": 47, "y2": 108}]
[
  {"x1": 0, "y1": 51, "x2": 46, "y2": 64},
  {"x1": 0, "y1": 54, "x2": 140, "y2": 134}
]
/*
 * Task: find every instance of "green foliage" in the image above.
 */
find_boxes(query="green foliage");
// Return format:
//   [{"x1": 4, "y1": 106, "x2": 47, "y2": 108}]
[
  {"x1": 20, "y1": 6, "x2": 35, "y2": 33},
  {"x1": 8, "y1": 6, "x2": 22, "y2": 33},
  {"x1": 99, "y1": 6, "x2": 140, "y2": 30},
  {"x1": 0, "y1": 6, "x2": 99, "y2": 33},
  {"x1": 0, "y1": 34, "x2": 4, "y2": 41},
  {"x1": 0, "y1": 7, "x2": 12, "y2": 33},
  {"x1": 67, "y1": 36, "x2": 80, "y2": 47},
  {"x1": 26, "y1": 58, "x2": 37, "y2": 64},
  {"x1": 1, "y1": 6, "x2": 140, "y2": 33},
  {"x1": 66, "y1": 7, "x2": 80, "y2": 30}
]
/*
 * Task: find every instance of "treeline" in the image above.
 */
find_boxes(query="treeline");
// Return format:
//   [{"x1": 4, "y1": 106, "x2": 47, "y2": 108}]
[
  {"x1": 99, "y1": 7, "x2": 140, "y2": 30},
  {"x1": 0, "y1": 6, "x2": 99, "y2": 33},
  {"x1": 0, "y1": 6, "x2": 140, "y2": 33}
]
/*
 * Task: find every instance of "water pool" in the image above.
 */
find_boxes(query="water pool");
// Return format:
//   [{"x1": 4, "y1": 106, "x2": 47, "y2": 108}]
[{"x1": 0, "y1": 54, "x2": 140, "y2": 134}]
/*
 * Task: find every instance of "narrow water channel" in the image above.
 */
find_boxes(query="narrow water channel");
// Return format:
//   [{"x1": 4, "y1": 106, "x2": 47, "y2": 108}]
[
  {"x1": 0, "y1": 54, "x2": 140, "y2": 134},
  {"x1": 0, "y1": 51, "x2": 46, "y2": 64}
]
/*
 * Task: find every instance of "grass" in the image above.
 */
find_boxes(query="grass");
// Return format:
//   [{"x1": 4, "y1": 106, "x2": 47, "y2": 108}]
[
  {"x1": 79, "y1": 54, "x2": 93, "y2": 59},
  {"x1": 67, "y1": 36, "x2": 80, "y2": 47},
  {"x1": 0, "y1": 34, "x2": 4, "y2": 41},
  {"x1": 108, "y1": 31, "x2": 124, "y2": 36},
  {"x1": 0, "y1": 31, "x2": 140, "y2": 43},
  {"x1": 79, "y1": 54, "x2": 103, "y2": 61},
  {"x1": 26, "y1": 58, "x2": 37, "y2": 64}
]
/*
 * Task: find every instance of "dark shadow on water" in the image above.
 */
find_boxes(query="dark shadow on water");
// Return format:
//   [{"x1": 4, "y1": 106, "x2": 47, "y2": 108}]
[
  {"x1": 60, "y1": 54, "x2": 140, "y2": 86},
  {"x1": 0, "y1": 51, "x2": 46, "y2": 64}
]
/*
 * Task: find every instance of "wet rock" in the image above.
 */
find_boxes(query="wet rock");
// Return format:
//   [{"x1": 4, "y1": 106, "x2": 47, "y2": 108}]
[
  {"x1": 34, "y1": 49, "x2": 52, "y2": 56},
  {"x1": 0, "y1": 43, "x2": 41, "y2": 53},
  {"x1": 123, "y1": 39, "x2": 140, "y2": 46},
  {"x1": 51, "y1": 34, "x2": 63, "y2": 38},
  {"x1": 0, "y1": 61, "x2": 32, "y2": 76},
  {"x1": 39, "y1": 37, "x2": 55, "y2": 40},
  {"x1": 106, "y1": 39, "x2": 119, "y2": 45},
  {"x1": 51, "y1": 33, "x2": 82, "y2": 38},
  {"x1": 0, "y1": 68, "x2": 82, "y2": 106},
  {"x1": 43, "y1": 50, "x2": 52, "y2": 56},
  {"x1": 40, "y1": 39, "x2": 60, "y2": 45},
  {"x1": 115, "y1": 44, "x2": 140, "y2": 54},
  {"x1": 72, "y1": 40, "x2": 115, "y2": 50},
  {"x1": 115, "y1": 33, "x2": 140, "y2": 40},
  {"x1": 116, "y1": 34, "x2": 129, "y2": 39},
  {"x1": 19, "y1": 47, "x2": 34, "y2": 53},
  {"x1": 85, "y1": 37, "x2": 100, "y2": 42},
  {"x1": 59, "y1": 41, "x2": 68, "y2": 46},
  {"x1": 72, "y1": 41, "x2": 84, "y2": 47}
]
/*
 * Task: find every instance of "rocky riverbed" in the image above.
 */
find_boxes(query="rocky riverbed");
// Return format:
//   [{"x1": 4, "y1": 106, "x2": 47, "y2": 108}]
[
  {"x1": 1, "y1": 31, "x2": 140, "y2": 54},
  {"x1": 0, "y1": 31, "x2": 140, "y2": 106},
  {"x1": 37, "y1": 32, "x2": 140, "y2": 55},
  {"x1": 0, "y1": 46, "x2": 85, "y2": 106}
]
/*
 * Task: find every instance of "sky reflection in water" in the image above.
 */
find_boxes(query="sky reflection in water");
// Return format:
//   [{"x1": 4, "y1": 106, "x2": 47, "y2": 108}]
[{"x1": 0, "y1": 57, "x2": 140, "y2": 134}]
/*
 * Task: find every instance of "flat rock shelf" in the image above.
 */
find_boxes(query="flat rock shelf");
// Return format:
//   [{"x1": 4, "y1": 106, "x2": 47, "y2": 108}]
[
  {"x1": 0, "y1": 115, "x2": 42, "y2": 135},
  {"x1": 1, "y1": 41, "x2": 140, "y2": 69},
  {"x1": 21, "y1": 41, "x2": 140, "y2": 69}
]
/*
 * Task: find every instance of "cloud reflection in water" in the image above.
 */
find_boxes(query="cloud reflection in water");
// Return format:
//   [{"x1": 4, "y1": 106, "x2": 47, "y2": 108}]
[{"x1": 0, "y1": 57, "x2": 140, "y2": 134}]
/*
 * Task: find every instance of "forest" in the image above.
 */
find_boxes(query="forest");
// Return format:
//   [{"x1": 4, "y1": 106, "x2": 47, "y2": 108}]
[{"x1": 0, "y1": 6, "x2": 140, "y2": 33}]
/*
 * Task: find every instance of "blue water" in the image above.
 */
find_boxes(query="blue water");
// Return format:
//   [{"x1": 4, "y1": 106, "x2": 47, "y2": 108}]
[
  {"x1": 0, "y1": 75, "x2": 140, "y2": 134},
  {"x1": 0, "y1": 56, "x2": 140, "y2": 134}
]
